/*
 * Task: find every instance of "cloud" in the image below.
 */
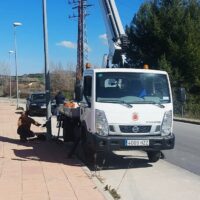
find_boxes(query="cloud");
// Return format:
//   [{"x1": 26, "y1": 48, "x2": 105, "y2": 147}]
[
  {"x1": 56, "y1": 40, "x2": 92, "y2": 52},
  {"x1": 99, "y1": 34, "x2": 107, "y2": 40},
  {"x1": 99, "y1": 34, "x2": 108, "y2": 45},
  {"x1": 56, "y1": 41, "x2": 77, "y2": 49}
]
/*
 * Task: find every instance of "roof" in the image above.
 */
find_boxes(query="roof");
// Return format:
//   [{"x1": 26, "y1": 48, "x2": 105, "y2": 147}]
[
  {"x1": 84, "y1": 68, "x2": 168, "y2": 75},
  {"x1": 29, "y1": 91, "x2": 46, "y2": 95}
]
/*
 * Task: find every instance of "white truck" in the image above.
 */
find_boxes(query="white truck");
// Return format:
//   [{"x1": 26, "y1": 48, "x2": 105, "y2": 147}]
[
  {"x1": 77, "y1": 68, "x2": 174, "y2": 163},
  {"x1": 61, "y1": 0, "x2": 175, "y2": 163}
]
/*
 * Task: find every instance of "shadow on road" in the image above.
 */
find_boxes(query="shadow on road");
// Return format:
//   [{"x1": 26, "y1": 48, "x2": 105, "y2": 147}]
[
  {"x1": 0, "y1": 133, "x2": 155, "y2": 170},
  {"x1": 0, "y1": 135, "x2": 83, "y2": 167},
  {"x1": 81, "y1": 150, "x2": 153, "y2": 171}
]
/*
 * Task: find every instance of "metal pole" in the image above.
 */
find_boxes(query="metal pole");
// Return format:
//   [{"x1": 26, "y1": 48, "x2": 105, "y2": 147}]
[
  {"x1": 13, "y1": 27, "x2": 19, "y2": 108},
  {"x1": 181, "y1": 104, "x2": 184, "y2": 118},
  {"x1": 75, "y1": 0, "x2": 84, "y2": 101},
  {"x1": 42, "y1": 0, "x2": 52, "y2": 137},
  {"x1": 9, "y1": 53, "x2": 12, "y2": 102}
]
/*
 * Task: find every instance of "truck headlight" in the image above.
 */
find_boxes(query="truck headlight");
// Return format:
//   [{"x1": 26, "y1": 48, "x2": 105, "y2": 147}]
[
  {"x1": 95, "y1": 109, "x2": 109, "y2": 136},
  {"x1": 161, "y1": 110, "x2": 172, "y2": 136}
]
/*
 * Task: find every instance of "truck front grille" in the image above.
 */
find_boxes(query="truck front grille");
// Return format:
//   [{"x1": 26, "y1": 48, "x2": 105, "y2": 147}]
[{"x1": 119, "y1": 125, "x2": 151, "y2": 133}]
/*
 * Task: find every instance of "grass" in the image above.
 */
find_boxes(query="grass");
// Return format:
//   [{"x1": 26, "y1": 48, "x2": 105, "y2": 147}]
[{"x1": 104, "y1": 185, "x2": 121, "y2": 200}]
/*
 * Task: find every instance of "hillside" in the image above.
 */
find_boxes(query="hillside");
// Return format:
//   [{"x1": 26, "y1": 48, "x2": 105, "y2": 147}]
[
  {"x1": 0, "y1": 71, "x2": 75, "y2": 99},
  {"x1": 0, "y1": 73, "x2": 45, "y2": 98}
]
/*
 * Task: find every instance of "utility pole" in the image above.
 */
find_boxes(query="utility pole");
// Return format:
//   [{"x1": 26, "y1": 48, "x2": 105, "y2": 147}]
[
  {"x1": 68, "y1": 0, "x2": 92, "y2": 100},
  {"x1": 77, "y1": 0, "x2": 84, "y2": 85},
  {"x1": 9, "y1": 50, "x2": 15, "y2": 102},
  {"x1": 42, "y1": 0, "x2": 52, "y2": 137},
  {"x1": 13, "y1": 22, "x2": 22, "y2": 109}
]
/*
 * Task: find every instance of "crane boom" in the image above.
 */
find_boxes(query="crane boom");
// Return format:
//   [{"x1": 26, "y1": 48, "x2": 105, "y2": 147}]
[{"x1": 99, "y1": 0, "x2": 129, "y2": 67}]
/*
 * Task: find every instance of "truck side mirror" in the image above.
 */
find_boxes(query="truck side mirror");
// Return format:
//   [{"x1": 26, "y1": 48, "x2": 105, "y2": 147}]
[
  {"x1": 75, "y1": 85, "x2": 83, "y2": 102},
  {"x1": 177, "y1": 87, "x2": 186, "y2": 102}
]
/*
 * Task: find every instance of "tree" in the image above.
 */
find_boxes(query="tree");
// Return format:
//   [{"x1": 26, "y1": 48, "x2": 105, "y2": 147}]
[
  {"x1": 0, "y1": 61, "x2": 10, "y2": 96},
  {"x1": 126, "y1": 0, "x2": 200, "y2": 89},
  {"x1": 50, "y1": 62, "x2": 76, "y2": 99}
]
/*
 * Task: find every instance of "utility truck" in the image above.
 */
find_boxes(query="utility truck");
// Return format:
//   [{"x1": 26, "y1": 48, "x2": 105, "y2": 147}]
[{"x1": 60, "y1": 0, "x2": 175, "y2": 163}]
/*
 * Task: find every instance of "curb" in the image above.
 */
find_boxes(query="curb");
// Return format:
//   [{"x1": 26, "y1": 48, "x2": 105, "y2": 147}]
[
  {"x1": 174, "y1": 118, "x2": 200, "y2": 125},
  {"x1": 82, "y1": 165, "x2": 114, "y2": 200}
]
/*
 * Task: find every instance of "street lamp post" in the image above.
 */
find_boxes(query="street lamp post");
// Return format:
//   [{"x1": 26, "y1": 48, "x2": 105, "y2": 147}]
[
  {"x1": 42, "y1": 0, "x2": 52, "y2": 137},
  {"x1": 8, "y1": 50, "x2": 14, "y2": 102},
  {"x1": 13, "y1": 22, "x2": 22, "y2": 109}
]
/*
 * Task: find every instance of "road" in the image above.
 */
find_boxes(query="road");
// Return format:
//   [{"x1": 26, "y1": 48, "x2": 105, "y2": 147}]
[
  {"x1": 165, "y1": 121, "x2": 200, "y2": 175},
  {"x1": 88, "y1": 121, "x2": 200, "y2": 200}
]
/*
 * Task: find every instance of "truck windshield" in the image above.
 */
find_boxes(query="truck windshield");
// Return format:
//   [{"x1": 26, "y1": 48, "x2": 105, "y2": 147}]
[{"x1": 96, "y1": 72, "x2": 171, "y2": 104}]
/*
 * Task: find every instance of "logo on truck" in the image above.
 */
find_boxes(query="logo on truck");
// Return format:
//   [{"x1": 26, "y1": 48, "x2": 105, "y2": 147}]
[
  {"x1": 132, "y1": 126, "x2": 139, "y2": 133},
  {"x1": 132, "y1": 112, "x2": 139, "y2": 121}
]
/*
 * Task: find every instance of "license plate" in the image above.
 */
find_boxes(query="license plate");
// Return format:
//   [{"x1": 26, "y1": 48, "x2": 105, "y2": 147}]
[
  {"x1": 41, "y1": 105, "x2": 46, "y2": 109},
  {"x1": 125, "y1": 140, "x2": 149, "y2": 146}
]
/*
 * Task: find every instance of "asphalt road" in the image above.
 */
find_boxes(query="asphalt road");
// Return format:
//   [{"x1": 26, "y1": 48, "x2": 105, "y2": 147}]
[
  {"x1": 91, "y1": 151, "x2": 200, "y2": 200},
  {"x1": 88, "y1": 121, "x2": 200, "y2": 200},
  {"x1": 164, "y1": 121, "x2": 200, "y2": 175}
]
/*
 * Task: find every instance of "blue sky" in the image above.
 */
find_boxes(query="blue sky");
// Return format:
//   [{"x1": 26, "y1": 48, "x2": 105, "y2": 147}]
[{"x1": 0, "y1": 0, "x2": 144, "y2": 75}]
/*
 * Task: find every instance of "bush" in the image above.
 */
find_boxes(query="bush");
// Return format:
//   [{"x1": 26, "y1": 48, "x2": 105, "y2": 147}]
[{"x1": 185, "y1": 95, "x2": 200, "y2": 118}]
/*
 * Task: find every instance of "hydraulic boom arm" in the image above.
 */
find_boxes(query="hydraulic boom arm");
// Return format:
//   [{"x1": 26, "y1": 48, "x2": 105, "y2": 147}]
[{"x1": 99, "y1": 0, "x2": 129, "y2": 67}]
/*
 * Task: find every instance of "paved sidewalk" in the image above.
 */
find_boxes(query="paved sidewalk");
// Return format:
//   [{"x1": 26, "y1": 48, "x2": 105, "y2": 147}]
[{"x1": 0, "y1": 102, "x2": 106, "y2": 200}]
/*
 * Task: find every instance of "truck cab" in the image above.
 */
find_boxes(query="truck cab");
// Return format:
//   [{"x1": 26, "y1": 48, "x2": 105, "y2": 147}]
[{"x1": 79, "y1": 68, "x2": 175, "y2": 162}]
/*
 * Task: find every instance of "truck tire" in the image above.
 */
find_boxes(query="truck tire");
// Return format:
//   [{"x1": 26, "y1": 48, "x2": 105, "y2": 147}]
[{"x1": 147, "y1": 151, "x2": 161, "y2": 163}]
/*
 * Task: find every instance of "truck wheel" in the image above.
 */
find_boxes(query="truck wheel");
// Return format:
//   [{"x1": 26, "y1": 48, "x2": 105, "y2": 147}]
[{"x1": 147, "y1": 151, "x2": 161, "y2": 163}]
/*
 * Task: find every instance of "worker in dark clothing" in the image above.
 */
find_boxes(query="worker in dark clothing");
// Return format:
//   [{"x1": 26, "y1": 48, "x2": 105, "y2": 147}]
[
  {"x1": 54, "y1": 91, "x2": 65, "y2": 116},
  {"x1": 55, "y1": 91, "x2": 65, "y2": 105},
  {"x1": 17, "y1": 111, "x2": 44, "y2": 142}
]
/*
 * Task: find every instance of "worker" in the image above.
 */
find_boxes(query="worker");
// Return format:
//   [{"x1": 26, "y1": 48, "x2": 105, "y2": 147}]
[
  {"x1": 139, "y1": 88, "x2": 147, "y2": 98},
  {"x1": 132, "y1": 80, "x2": 147, "y2": 98},
  {"x1": 17, "y1": 110, "x2": 45, "y2": 142},
  {"x1": 54, "y1": 91, "x2": 65, "y2": 116}
]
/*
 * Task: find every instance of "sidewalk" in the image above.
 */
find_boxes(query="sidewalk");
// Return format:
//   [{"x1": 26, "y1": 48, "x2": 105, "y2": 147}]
[{"x1": 0, "y1": 102, "x2": 106, "y2": 200}]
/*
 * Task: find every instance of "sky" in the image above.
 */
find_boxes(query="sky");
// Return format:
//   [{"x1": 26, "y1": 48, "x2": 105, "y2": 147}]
[{"x1": 0, "y1": 0, "x2": 144, "y2": 75}]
